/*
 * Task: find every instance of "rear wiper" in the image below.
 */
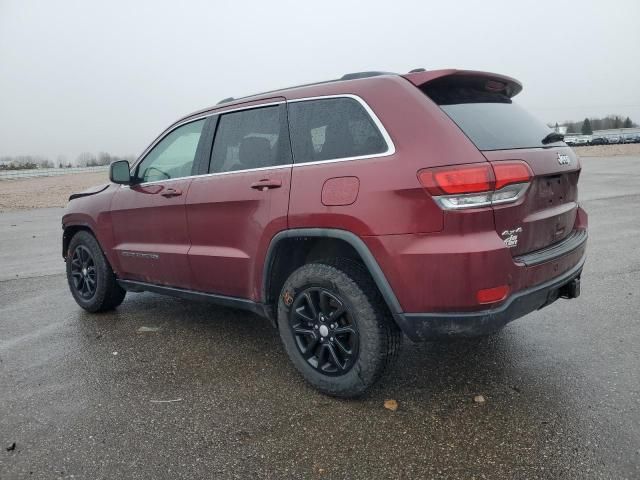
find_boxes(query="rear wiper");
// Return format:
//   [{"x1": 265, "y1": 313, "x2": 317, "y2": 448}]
[{"x1": 541, "y1": 132, "x2": 565, "y2": 145}]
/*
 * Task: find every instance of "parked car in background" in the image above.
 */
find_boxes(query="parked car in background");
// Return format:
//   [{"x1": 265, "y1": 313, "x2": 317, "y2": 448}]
[
  {"x1": 564, "y1": 136, "x2": 577, "y2": 146},
  {"x1": 607, "y1": 135, "x2": 621, "y2": 144},
  {"x1": 590, "y1": 137, "x2": 609, "y2": 146},
  {"x1": 62, "y1": 69, "x2": 587, "y2": 397}
]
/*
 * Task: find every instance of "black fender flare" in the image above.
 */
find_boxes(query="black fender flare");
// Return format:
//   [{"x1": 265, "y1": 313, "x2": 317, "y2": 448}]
[
  {"x1": 62, "y1": 222, "x2": 96, "y2": 259},
  {"x1": 262, "y1": 228, "x2": 403, "y2": 315}
]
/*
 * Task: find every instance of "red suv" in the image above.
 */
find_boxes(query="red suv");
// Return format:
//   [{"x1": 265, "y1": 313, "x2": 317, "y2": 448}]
[{"x1": 63, "y1": 69, "x2": 587, "y2": 397}]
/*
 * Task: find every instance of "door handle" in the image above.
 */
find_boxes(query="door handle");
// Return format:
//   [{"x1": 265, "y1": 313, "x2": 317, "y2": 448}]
[
  {"x1": 161, "y1": 187, "x2": 182, "y2": 198},
  {"x1": 250, "y1": 179, "x2": 282, "y2": 191}
]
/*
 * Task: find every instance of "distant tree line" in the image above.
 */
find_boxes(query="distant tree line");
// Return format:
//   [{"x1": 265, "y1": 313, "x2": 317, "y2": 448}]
[
  {"x1": 0, "y1": 152, "x2": 135, "y2": 170},
  {"x1": 74, "y1": 152, "x2": 136, "y2": 167},
  {"x1": 0, "y1": 156, "x2": 54, "y2": 170},
  {"x1": 556, "y1": 115, "x2": 638, "y2": 135}
]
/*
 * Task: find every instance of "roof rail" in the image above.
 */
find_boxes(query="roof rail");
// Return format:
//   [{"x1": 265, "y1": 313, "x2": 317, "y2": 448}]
[
  {"x1": 210, "y1": 70, "x2": 400, "y2": 111},
  {"x1": 409, "y1": 68, "x2": 426, "y2": 73},
  {"x1": 340, "y1": 71, "x2": 396, "y2": 81}
]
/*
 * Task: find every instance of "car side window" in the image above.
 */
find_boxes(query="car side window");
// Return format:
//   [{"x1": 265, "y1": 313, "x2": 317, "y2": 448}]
[
  {"x1": 135, "y1": 119, "x2": 206, "y2": 183},
  {"x1": 288, "y1": 98, "x2": 388, "y2": 163},
  {"x1": 209, "y1": 104, "x2": 290, "y2": 173}
]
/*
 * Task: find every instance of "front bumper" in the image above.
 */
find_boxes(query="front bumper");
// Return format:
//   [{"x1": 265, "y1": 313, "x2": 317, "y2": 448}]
[{"x1": 393, "y1": 255, "x2": 585, "y2": 341}]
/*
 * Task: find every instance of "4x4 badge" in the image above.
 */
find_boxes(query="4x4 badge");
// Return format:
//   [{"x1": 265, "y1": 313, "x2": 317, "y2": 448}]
[
  {"x1": 502, "y1": 227, "x2": 523, "y2": 248},
  {"x1": 557, "y1": 153, "x2": 571, "y2": 165}
]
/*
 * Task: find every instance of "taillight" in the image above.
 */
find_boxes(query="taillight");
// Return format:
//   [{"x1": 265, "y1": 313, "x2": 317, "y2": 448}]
[
  {"x1": 417, "y1": 161, "x2": 532, "y2": 210},
  {"x1": 418, "y1": 164, "x2": 494, "y2": 195},
  {"x1": 493, "y1": 162, "x2": 531, "y2": 190}
]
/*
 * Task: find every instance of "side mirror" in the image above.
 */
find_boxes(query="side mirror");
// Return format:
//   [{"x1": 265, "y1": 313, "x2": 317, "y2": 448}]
[{"x1": 109, "y1": 160, "x2": 131, "y2": 185}]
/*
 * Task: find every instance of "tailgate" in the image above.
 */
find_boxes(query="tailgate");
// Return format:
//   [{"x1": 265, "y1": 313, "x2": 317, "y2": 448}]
[{"x1": 483, "y1": 147, "x2": 580, "y2": 256}]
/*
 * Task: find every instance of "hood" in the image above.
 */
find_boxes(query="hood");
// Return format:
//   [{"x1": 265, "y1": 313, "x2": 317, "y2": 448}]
[{"x1": 69, "y1": 183, "x2": 111, "y2": 201}]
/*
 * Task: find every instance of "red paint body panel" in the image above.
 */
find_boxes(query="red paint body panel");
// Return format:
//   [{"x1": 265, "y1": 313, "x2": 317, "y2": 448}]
[
  {"x1": 62, "y1": 184, "x2": 119, "y2": 267},
  {"x1": 288, "y1": 156, "x2": 443, "y2": 235},
  {"x1": 363, "y1": 206, "x2": 587, "y2": 313},
  {"x1": 110, "y1": 179, "x2": 194, "y2": 288},
  {"x1": 186, "y1": 166, "x2": 291, "y2": 300}
]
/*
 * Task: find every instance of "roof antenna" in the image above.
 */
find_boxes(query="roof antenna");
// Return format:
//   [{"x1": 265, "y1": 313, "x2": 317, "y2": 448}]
[{"x1": 409, "y1": 68, "x2": 426, "y2": 73}]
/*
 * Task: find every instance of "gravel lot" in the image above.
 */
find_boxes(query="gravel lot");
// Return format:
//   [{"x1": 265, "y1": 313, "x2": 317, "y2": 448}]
[
  {"x1": 0, "y1": 156, "x2": 639, "y2": 479},
  {"x1": 0, "y1": 172, "x2": 107, "y2": 212},
  {"x1": 573, "y1": 143, "x2": 640, "y2": 157}
]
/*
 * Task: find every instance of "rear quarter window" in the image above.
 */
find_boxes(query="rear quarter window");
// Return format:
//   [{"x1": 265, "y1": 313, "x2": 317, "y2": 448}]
[{"x1": 288, "y1": 97, "x2": 388, "y2": 163}]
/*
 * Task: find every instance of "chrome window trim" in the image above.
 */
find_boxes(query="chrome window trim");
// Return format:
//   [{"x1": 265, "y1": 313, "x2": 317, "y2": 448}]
[
  {"x1": 121, "y1": 164, "x2": 293, "y2": 188},
  {"x1": 125, "y1": 94, "x2": 395, "y2": 188}
]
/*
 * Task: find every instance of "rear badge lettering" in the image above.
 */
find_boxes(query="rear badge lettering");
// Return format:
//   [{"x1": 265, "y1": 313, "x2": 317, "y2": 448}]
[
  {"x1": 557, "y1": 153, "x2": 571, "y2": 165},
  {"x1": 121, "y1": 251, "x2": 159, "y2": 260},
  {"x1": 502, "y1": 227, "x2": 523, "y2": 248}
]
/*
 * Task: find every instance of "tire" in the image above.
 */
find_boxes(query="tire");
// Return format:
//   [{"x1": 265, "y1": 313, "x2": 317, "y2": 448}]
[
  {"x1": 277, "y1": 260, "x2": 402, "y2": 397},
  {"x1": 65, "y1": 230, "x2": 126, "y2": 312}
]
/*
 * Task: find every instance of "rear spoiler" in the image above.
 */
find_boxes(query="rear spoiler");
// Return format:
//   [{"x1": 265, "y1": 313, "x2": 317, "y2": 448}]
[{"x1": 402, "y1": 69, "x2": 523, "y2": 98}]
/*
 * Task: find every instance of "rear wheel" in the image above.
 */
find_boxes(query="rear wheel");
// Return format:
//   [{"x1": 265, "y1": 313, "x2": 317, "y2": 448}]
[
  {"x1": 277, "y1": 260, "x2": 402, "y2": 397},
  {"x1": 66, "y1": 230, "x2": 126, "y2": 312}
]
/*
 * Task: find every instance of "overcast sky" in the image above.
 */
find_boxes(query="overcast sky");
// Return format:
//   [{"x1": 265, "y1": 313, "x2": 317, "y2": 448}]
[{"x1": 1, "y1": 0, "x2": 639, "y2": 160}]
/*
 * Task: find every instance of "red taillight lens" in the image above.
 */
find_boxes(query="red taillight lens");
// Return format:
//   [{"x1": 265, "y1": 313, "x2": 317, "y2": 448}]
[
  {"x1": 492, "y1": 161, "x2": 532, "y2": 190},
  {"x1": 418, "y1": 164, "x2": 495, "y2": 195},
  {"x1": 476, "y1": 285, "x2": 510, "y2": 304},
  {"x1": 418, "y1": 161, "x2": 533, "y2": 210}
]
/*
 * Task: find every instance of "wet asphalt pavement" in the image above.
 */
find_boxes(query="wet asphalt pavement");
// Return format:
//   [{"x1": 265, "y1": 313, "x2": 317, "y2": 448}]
[{"x1": 1, "y1": 156, "x2": 639, "y2": 479}]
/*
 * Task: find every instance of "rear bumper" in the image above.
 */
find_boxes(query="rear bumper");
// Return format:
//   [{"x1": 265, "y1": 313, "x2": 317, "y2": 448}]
[
  {"x1": 393, "y1": 255, "x2": 585, "y2": 341},
  {"x1": 362, "y1": 204, "x2": 588, "y2": 314}
]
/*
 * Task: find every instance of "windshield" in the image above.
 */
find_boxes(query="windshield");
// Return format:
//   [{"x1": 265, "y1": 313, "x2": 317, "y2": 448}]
[{"x1": 423, "y1": 80, "x2": 564, "y2": 151}]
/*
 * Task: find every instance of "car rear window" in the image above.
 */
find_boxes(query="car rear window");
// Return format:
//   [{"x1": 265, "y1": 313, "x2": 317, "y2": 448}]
[{"x1": 423, "y1": 79, "x2": 562, "y2": 151}]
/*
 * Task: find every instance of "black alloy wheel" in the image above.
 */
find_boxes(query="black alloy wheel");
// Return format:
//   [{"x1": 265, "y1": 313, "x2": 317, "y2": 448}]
[
  {"x1": 70, "y1": 245, "x2": 97, "y2": 299},
  {"x1": 289, "y1": 287, "x2": 359, "y2": 376},
  {"x1": 278, "y1": 261, "x2": 402, "y2": 397}
]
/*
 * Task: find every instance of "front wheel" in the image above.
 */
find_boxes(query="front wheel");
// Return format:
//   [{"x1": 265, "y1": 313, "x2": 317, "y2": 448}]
[
  {"x1": 277, "y1": 260, "x2": 402, "y2": 397},
  {"x1": 66, "y1": 230, "x2": 126, "y2": 312}
]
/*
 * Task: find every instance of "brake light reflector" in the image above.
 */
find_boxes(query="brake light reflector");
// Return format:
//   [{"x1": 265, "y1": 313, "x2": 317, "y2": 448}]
[
  {"x1": 476, "y1": 285, "x2": 509, "y2": 304},
  {"x1": 418, "y1": 161, "x2": 533, "y2": 210}
]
